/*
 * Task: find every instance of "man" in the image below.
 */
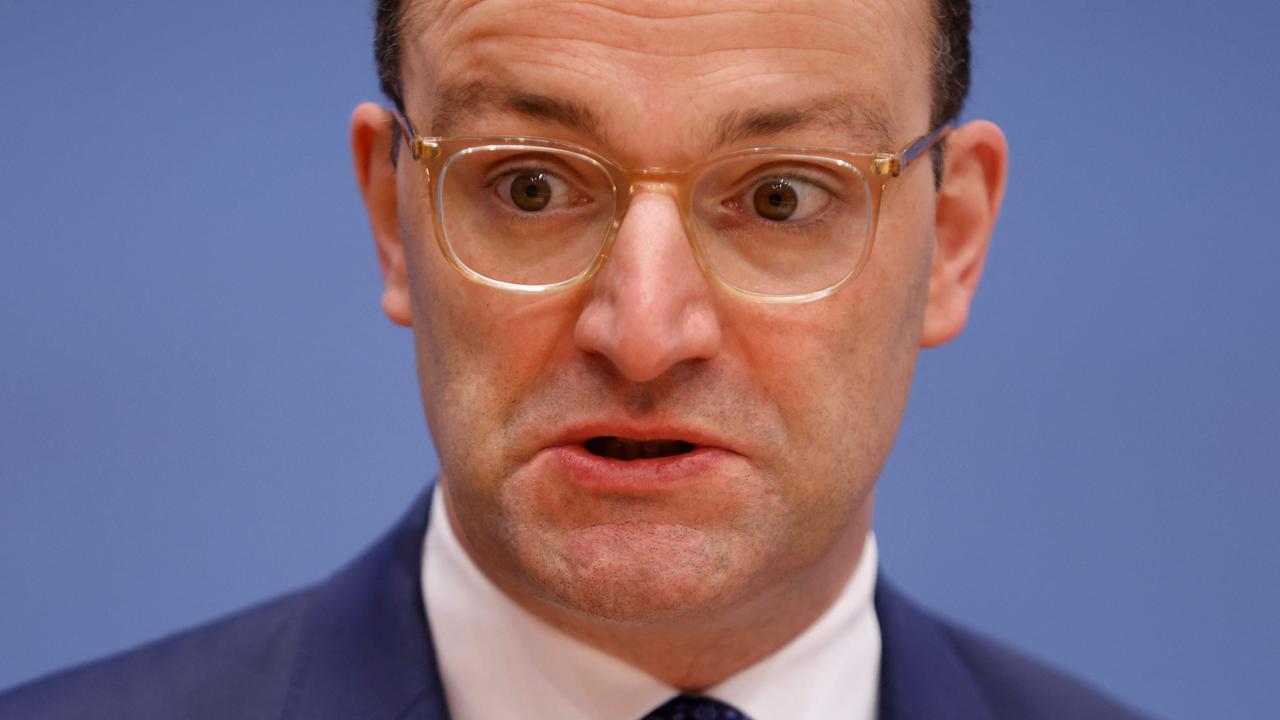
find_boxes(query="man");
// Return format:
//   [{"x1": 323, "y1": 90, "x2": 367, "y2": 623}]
[{"x1": 0, "y1": 1, "x2": 1146, "y2": 718}]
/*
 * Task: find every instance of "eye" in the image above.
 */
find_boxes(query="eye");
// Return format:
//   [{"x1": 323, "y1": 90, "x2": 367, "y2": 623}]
[
  {"x1": 742, "y1": 175, "x2": 832, "y2": 224},
  {"x1": 508, "y1": 172, "x2": 553, "y2": 211},
  {"x1": 494, "y1": 168, "x2": 578, "y2": 213},
  {"x1": 753, "y1": 180, "x2": 799, "y2": 221}
]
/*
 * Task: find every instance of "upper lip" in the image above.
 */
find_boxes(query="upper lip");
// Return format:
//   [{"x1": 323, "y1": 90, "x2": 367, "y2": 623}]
[{"x1": 547, "y1": 418, "x2": 741, "y2": 455}]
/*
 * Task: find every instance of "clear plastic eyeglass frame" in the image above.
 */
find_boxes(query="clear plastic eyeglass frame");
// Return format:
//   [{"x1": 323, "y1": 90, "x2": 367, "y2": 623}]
[{"x1": 391, "y1": 109, "x2": 950, "y2": 304}]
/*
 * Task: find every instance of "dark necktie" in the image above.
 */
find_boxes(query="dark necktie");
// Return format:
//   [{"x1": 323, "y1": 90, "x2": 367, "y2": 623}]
[{"x1": 641, "y1": 694, "x2": 753, "y2": 720}]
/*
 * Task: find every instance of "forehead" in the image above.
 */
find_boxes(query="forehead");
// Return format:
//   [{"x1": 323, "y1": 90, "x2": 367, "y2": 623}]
[{"x1": 403, "y1": 0, "x2": 933, "y2": 161}]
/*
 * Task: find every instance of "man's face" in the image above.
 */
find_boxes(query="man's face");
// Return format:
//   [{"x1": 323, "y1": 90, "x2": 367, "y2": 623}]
[{"x1": 391, "y1": 0, "x2": 944, "y2": 621}]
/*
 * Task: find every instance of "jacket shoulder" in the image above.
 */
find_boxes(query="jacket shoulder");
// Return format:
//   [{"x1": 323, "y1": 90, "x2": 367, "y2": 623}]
[
  {"x1": 940, "y1": 620, "x2": 1149, "y2": 720},
  {"x1": 0, "y1": 588, "x2": 312, "y2": 720},
  {"x1": 874, "y1": 577, "x2": 1151, "y2": 720}
]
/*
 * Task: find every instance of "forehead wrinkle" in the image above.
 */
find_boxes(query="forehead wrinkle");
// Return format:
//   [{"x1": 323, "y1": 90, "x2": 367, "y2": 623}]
[
  {"x1": 431, "y1": 0, "x2": 913, "y2": 62},
  {"x1": 415, "y1": 3, "x2": 922, "y2": 158},
  {"x1": 709, "y1": 97, "x2": 897, "y2": 153}
]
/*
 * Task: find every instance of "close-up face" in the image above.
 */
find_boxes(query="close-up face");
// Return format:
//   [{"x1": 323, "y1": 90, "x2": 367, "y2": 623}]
[{"x1": 356, "y1": 0, "x2": 998, "y2": 626}]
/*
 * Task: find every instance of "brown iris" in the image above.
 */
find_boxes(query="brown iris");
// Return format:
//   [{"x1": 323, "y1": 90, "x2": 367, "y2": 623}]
[
  {"x1": 510, "y1": 172, "x2": 552, "y2": 211},
  {"x1": 752, "y1": 179, "x2": 798, "y2": 221}
]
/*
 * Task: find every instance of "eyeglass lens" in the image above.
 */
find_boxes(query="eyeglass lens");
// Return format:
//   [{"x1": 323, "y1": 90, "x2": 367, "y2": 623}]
[{"x1": 437, "y1": 145, "x2": 873, "y2": 296}]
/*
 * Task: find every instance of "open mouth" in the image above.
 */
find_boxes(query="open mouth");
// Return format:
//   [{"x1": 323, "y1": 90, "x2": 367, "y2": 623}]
[{"x1": 583, "y1": 436, "x2": 697, "y2": 461}]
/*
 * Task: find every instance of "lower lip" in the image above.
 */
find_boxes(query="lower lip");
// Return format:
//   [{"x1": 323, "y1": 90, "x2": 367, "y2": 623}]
[{"x1": 548, "y1": 444, "x2": 738, "y2": 493}]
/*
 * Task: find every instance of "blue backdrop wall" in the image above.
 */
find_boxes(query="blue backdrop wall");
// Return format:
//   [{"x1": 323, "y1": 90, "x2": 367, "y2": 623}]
[{"x1": 2, "y1": 3, "x2": 1277, "y2": 717}]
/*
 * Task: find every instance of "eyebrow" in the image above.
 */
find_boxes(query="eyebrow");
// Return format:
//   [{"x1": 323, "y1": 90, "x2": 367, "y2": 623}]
[
  {"x1": 709, "y1": 98, "x2": 897, "y2": 152},
  {"x1": 429, "y1": 80, "x2": 604, "y2": 140},
  {"x1": 427, "y1": 80, "x2": 895, "y2": 152}
]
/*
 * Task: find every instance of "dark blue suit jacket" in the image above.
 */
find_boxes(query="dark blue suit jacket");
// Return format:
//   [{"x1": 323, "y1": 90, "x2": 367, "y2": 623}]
[{"x1": 0, "y1": 489, "x2": 1148, "y2": 719}]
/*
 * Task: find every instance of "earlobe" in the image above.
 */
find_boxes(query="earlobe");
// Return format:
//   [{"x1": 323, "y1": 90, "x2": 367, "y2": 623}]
[
  {"x1": 351, "y1": 102, "x2": 413, "y2": 327},
  {"x1": 921, "y1": 120, "x2": 1009, "y2": 348}
]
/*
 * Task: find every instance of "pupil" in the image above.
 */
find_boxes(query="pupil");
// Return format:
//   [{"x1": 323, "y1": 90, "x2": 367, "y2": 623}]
[
  {"x1": 511, "y1": 173, "x2": 552, "y2": 211},
  {"x1": 753, "y1": 180, "x2": 798, "y2": 221}
]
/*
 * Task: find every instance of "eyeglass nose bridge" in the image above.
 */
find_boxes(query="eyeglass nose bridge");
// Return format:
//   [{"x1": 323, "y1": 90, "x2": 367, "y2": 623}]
[
  {"x1": 596, "y1": 168, "x2": 728, "y2": 299},
  {"x1": 609, "y1": 167, "x2": 699, "y2": 232},
  {"x1": 607, "y1": 166, "x2": 703, "y2": 234},
  {"x1": 618, "y1": 167, "x2": 688, "y2": 203}
]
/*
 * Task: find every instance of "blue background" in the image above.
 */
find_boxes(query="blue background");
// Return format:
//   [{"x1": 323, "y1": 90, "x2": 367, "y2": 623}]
[{"x1": 2, "y1": 2, "x2": 1277, "y2": 717}]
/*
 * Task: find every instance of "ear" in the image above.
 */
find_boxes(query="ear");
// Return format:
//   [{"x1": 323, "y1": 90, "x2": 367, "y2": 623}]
[
  {"x1": 921, "y1": 120, "x2": 1009, "y2": 347},
  {"x1": 351, "y1": 102, "x2": 412, "y2": 327}
]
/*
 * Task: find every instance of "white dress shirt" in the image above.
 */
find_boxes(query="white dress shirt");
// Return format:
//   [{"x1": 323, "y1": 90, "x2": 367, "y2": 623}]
[{"x1": 423, "y1": 485, "x2": 881, "y2": 720}]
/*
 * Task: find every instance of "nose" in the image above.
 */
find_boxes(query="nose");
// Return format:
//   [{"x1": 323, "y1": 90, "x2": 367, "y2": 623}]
[{"x1": 573, "y1": 192, "x2": 722, "y2": 383}]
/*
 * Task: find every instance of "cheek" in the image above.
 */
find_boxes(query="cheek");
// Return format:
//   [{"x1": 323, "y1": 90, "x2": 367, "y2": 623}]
[
  {"x1": 736, "y1": 320, "x2": 884, "y2": 518},
  {"x1": 399, "y1": 209, "x2": 582, "y2": 482},
  {"x1": 727, "y1": 217, "x2": 932, "y2": 525},
  {"x1": 738, "y1": 305, "x2": 907, "y2": 449}
]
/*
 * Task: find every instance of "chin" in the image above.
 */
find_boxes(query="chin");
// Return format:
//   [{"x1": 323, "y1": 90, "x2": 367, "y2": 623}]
[{"x1": 520, "y1": 522, "x2": 759, "y2": 623}]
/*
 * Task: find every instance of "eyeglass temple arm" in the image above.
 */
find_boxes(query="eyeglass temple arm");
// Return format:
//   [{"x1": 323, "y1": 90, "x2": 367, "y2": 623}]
[
  {"x1": 388, "y1": 107, "x2": 413, "y2": 139},
  {"x1": 876, "y1": 124, "x2": 952, "y2": 177},
  {"x1": 905, "y1": 123, "x2": 952, "y2": 163},
  {"x1": 389, "y1": 108, "x2": 436, "y2": 160}
]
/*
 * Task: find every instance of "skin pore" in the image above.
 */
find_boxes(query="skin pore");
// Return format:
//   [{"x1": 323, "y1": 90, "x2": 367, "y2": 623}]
[{"x1": 352, "y1": 0, "x2": 1007, "y2": 690}]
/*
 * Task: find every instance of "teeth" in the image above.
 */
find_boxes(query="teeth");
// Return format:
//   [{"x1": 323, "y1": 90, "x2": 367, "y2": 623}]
[{"x1": 584, "y1": 436, "x2": 695, "y2": 460}]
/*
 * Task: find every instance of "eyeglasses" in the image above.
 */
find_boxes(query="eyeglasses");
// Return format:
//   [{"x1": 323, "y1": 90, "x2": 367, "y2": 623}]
[{"x1": 392, "y1": 110, "x2": 949, "y2": 303}]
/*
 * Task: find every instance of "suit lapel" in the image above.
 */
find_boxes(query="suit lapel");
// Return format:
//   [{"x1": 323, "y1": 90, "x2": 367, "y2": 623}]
[
  {"x1": 282, "y1": 486, "x2": 450, "y2": 720},
  {"x1": 875, "y1": 577, "x2": 996, "y2": 720}
]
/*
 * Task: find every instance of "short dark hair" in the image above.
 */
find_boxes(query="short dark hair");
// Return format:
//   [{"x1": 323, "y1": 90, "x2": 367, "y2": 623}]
[{"x1": 374, "y1": 0, "x2": 971, "y2": 134}]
